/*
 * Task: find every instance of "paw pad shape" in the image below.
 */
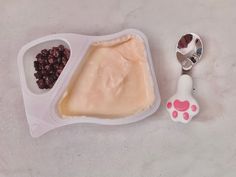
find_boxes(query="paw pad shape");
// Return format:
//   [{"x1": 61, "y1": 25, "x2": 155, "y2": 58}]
[
  {"x1": 166, "y1": 75, "x2": 199, "y2": 123},
  {"x1": 166, "y1": 99, "x2": 198, "y2": 123}
]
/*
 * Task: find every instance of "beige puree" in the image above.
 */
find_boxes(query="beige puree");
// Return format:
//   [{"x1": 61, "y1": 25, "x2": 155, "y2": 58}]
[{"x1": 58, "y1": 35, "x2": 155, "y2": 118}]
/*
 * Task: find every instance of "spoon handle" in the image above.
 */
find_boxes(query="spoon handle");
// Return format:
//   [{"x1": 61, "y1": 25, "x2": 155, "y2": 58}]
[{"x1": 166, "y1": 74, "x2": 199, "y2": 123}]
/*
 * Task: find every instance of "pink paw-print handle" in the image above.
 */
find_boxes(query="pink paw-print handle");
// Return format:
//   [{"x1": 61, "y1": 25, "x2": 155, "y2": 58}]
[{"x1": 166, "y1": 74, "x2": 199, "y2": 123}]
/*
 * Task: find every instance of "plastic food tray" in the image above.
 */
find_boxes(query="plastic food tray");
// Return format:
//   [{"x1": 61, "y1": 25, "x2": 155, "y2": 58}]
[{"x1": 17, "y1": 29, "x2": 161, "y2": 137}]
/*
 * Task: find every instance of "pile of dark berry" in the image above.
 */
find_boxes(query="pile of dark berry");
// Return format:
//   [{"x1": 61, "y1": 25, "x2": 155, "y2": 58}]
[{"x1": 33, "y1": 45, "x2": 70, "y2": 89}]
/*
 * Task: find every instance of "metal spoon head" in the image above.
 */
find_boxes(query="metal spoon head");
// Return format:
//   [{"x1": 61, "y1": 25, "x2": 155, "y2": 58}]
[{"x1": 176, "y1": 33, "x2": 203, "y2": 71}]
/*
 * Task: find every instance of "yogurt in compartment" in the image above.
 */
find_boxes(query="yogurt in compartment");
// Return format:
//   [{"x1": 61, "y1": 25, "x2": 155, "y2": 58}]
[{"x1": 58, "y1": 35, "x2": 155, "y2": 118}]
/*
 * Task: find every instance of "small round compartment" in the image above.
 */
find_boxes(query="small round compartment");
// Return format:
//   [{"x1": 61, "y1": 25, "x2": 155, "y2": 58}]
[{"x1": 22, "y1": 39, "x2": 70, "y2": 94}]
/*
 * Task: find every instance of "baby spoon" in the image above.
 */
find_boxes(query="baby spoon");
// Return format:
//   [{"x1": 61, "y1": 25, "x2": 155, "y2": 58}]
[{"x1": 166, "y1": 33, "x2": 203, "y2": 123}]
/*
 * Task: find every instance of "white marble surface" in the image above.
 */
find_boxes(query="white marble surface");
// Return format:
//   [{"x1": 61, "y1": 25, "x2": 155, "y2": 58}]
[{"x1": 1, "y1": 0, "x2": 236, "y2": 176}]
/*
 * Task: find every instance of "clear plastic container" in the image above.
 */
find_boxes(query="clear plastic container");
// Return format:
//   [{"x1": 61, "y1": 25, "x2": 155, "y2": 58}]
[{"x1": 17, "y1": 29, "x2": 161, "y2": 137}]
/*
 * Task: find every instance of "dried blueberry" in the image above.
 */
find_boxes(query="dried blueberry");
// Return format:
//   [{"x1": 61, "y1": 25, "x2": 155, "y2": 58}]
[
  {"x1": 58, "y1": 45, "x2": 64, "y2": 52},
  {"x1": 34, "y1": 45, "x2": 70, "y2": 89},
  {"x1": 37, "y1": 57, "x2": 44, "y2": 64},
  {"x1": 64, "y1": 48, "x2": 70, "y2": 59},
  {"x1": 36, "y1": 79, "x2": 46, "y2": 89},
  {"x1": 41, "y1": 69, "x2": 47, "y2": 75},
  {"x1": 45, "y1": 65, "x2": 51, "y2": 71},
  {"x1": 34, "y1": 72, "x2": 42, "y2": 79},
  {"x1": 62, "y1": 57, "x2": 67, "y2": 65},
  {"x1": 36, "y1": 53, "x2": 42, "y2": 59},
  {"x1": 41, "y1": 49, "x2": 49, "y2": 57},
  {"x1": 48, "y1": 57, "x2": 54, "y2": 64},
  {"x1": 57, "y1": 57, "x2": 62, "y2": 63}
]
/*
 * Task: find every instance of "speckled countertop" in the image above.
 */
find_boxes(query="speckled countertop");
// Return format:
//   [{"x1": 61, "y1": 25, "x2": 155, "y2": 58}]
[{"x1": 1, "y1": 0, "x2": 236, "y2": 177}]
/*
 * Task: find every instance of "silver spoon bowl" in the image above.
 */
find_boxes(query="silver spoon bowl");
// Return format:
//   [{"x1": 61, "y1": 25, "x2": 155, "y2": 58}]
[{"x1": 176, "y1": 33, "x2": 203, "y2": 71}]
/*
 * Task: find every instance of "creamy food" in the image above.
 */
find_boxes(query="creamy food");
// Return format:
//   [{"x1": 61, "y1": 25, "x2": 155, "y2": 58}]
[{"x1": 58, "y1": 35, "x2": 155, "y2": 118}]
